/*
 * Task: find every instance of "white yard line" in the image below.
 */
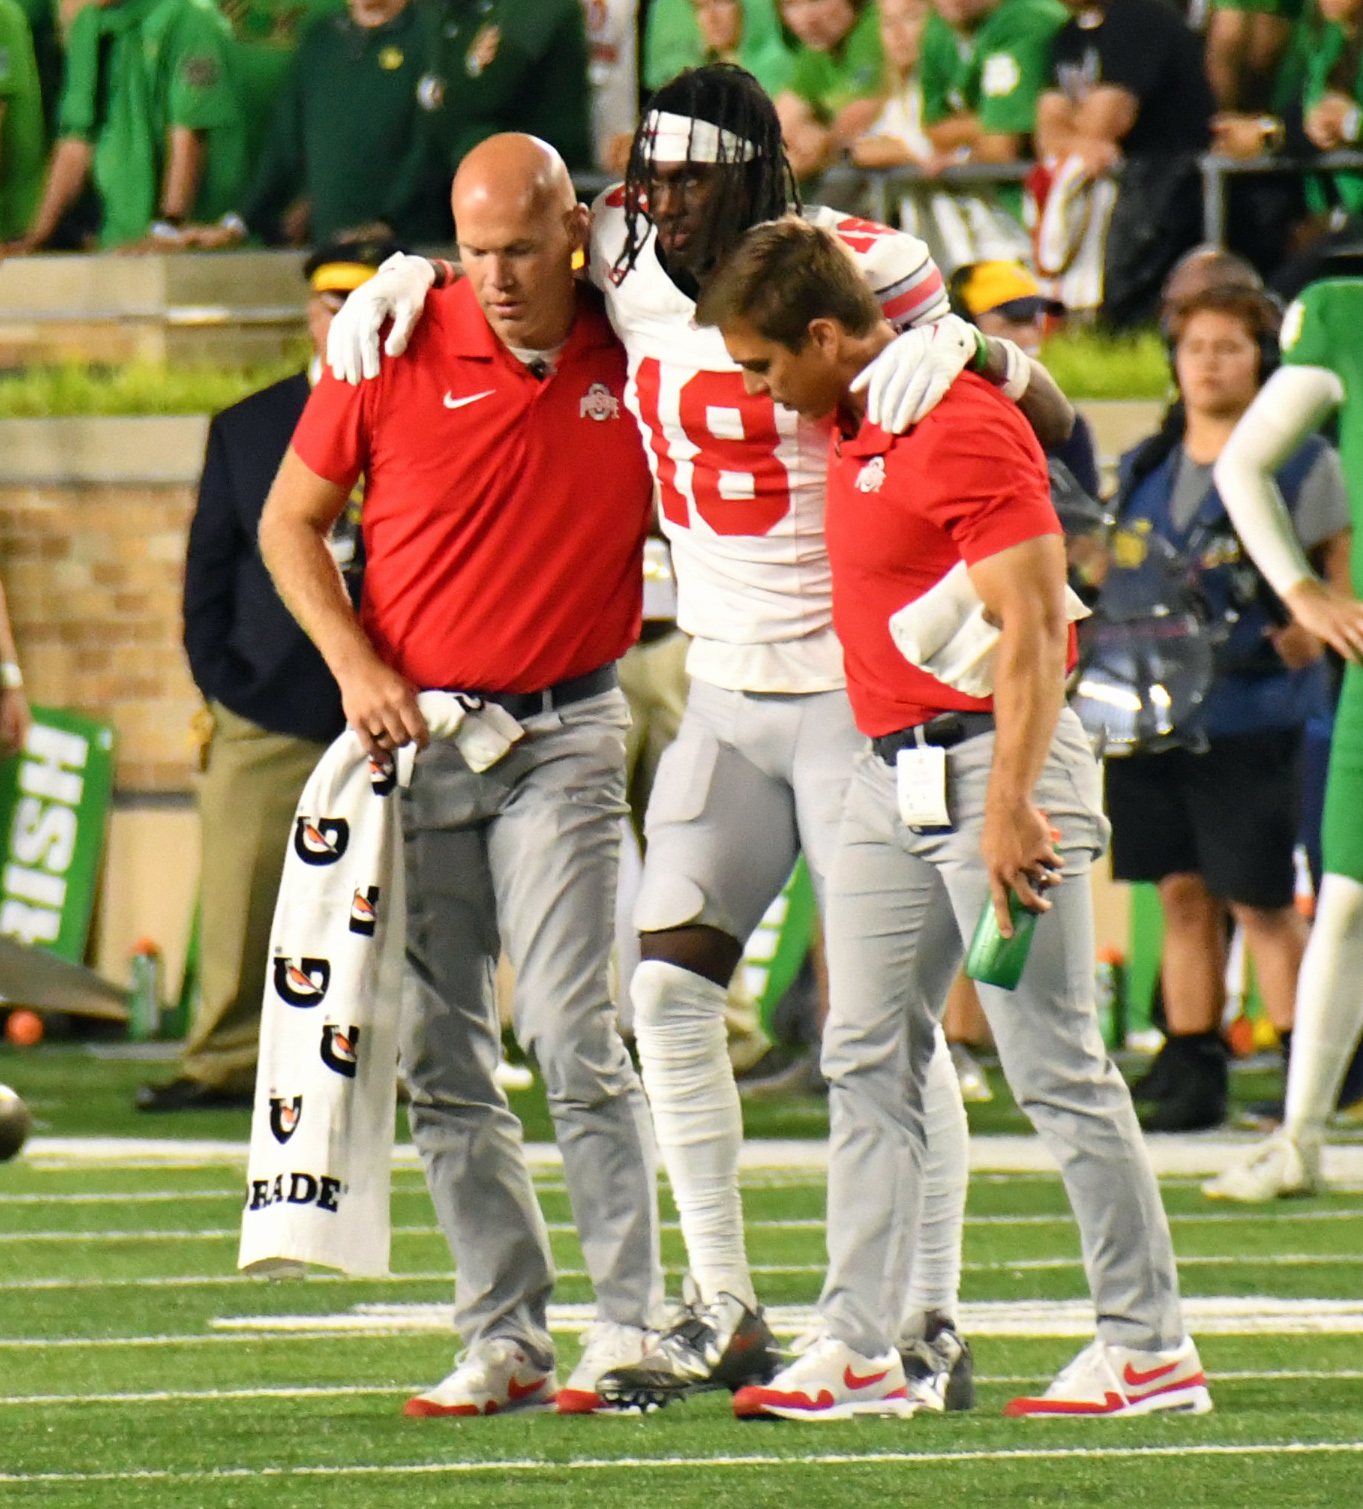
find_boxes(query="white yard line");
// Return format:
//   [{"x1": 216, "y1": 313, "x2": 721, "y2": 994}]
[{"x1": 3, "y1": 1442, "x2": 1363, "y2": 1485}]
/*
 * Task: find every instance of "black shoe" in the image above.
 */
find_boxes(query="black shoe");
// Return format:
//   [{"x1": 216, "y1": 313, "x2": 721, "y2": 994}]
[
  {"x1": 135, "y1": 1078, "x2": 254, "y2": 1112},
  {"x1": 901, "y1": 1321, "x2": 974, "y2": 1412},
  {"x1": 596, "y1": 1287, "x2": 780, "y2": 1410},
  {"x1": 1130, "y1": 1037, "x2": 1177, "y2": 1101},
  {"x1": 1139, "y1": 1033, "x2": 1228, "y2": 1132}
]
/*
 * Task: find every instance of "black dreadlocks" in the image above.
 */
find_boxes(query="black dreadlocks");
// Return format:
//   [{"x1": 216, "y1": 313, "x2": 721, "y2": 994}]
[{"x1": 614, "y1": 63, "x2": 800, "y2": 285}]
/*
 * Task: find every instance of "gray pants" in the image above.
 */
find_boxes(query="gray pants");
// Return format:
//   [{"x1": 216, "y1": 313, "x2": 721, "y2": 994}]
[
  {"x1": 399, "y1": 690, "x2": 663, "y2": 1366},
  {"x1": 820, "y1": 709, "x2": 1184, "y2": 1357}
]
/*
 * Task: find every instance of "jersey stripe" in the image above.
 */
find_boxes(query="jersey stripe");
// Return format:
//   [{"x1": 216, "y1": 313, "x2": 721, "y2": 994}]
[{"x1": 880, "y1": 266, "x2": 948, "y2": 329}]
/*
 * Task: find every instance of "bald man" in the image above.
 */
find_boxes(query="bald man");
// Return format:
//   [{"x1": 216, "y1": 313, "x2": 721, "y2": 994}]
[{"x1": 259, "y1": 134, "x2": 663, "y2": 1417}]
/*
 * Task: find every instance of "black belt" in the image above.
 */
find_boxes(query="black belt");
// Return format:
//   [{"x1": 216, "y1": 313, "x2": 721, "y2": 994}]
[
  {"x1": 457, "y1": 664, "x2": 618, "y2": 721},
  {"x1": 873, "y1": 711, "x2": 995, "y2": 765}
]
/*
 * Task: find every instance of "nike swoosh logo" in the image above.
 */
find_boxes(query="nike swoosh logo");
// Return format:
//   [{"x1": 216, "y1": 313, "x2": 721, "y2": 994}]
[
  {"x1": 443, "y1": 389, "x2": 495, "y2": 410},
  {"x1": 844, "y1": 1364, "x2": 890, "y2": 1390},
  {"x1": 1123, "y1": 1358, "x2": 1181, "y2": 1389},
  {"x1": 507, "y1": 1374, "x2": 549, "y2": 1401}
]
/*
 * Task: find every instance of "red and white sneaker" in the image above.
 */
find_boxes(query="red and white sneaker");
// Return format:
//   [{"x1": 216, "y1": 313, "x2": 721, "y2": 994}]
[
  {"x1": 733, "y1": 1332, "x2": 918, "y2": 1421},
  {"x1": 403, "y1": 1337, "x2": 558, "y2": 1417},
  {"x1": 556, "y1": 1321, "x2": 651, "y2": 1414},
  {"x1": 1005, "y1": 1337, "x2": 1213, "y2": 1418}
]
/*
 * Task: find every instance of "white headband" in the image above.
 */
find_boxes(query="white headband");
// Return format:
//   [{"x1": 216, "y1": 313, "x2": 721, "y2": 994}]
[{"x1": 642, "y1": 109, "x2": 757, "y2": 164}]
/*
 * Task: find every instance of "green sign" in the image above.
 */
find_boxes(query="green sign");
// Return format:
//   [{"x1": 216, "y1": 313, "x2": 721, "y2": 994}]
[{"x1": 0, "y1": 707, "x2": 116, "y2": 962}]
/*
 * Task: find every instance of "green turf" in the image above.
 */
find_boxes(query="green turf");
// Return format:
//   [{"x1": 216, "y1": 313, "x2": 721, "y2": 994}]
[{"x1": 1, "y1": 1054, "x2": 1361, "y2": 1507}]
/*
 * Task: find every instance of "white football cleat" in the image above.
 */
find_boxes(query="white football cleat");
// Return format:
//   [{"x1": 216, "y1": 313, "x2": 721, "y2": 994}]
[
  {"x1": 556, "y1": 1321, "x2": 651, "y2": 1414},
  {"x1": 1202, "y1": 1132, "x2": 1322, "y2": 1202},
  {"x1": 733, "y1": 1331, "x2": 918, "y2": 1421},
  {"x1": 1005, "y1": 1336, "x2": 1212, "y2": 1418},
  {"x1": 404, "y1": 1337, "x2": 557, "y2": 1417}
]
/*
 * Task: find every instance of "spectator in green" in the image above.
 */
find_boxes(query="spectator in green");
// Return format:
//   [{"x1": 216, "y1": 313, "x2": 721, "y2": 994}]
[
  {"x1": 7, "y1": 0, "x2": 248, "y2": 251},
  {"x1": 181, "y1": 0, "x2": 451, "y2": 247},
  {"x1": 12, "y1": 0, "x2": 57, "y2": 137},
  {"x1": 1301, "y1": 0, "x2": 1363, "y2": 217},
  {"x1": 1205, "y1": 0, "x2": 1303, "y2": 112},
  {"x1": 416, "y1": 0, "x2": 593, "y2": 172},
  {"x1": 0, "y1": 0, "x2": 45, "y2": 240},
  {"x1": 921, "y1": 0, "x2": 1066, "y2": 170},
  {"x1": 644, "y1": 0, "x2": 793, "y2": 97},
  {"x1": 775, "y1": 0, "x2": 883, "y2": 178},
  {"x1": 217, "y1": 0, "x2": 345, "y2": 165}
]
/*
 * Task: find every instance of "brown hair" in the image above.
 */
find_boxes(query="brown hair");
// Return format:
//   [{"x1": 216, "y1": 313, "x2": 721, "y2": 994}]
[
  {"x1": 694, "y1": 216, "x2": 882, "y2": 350},
  {"x1": 1166, "y1": 283, "x2": 1281, "y2": 348}
]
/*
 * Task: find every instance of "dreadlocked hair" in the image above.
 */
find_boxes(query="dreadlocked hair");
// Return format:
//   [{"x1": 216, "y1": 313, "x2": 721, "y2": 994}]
[{"x1": 614, "y1": 63, "x2": 800, "y2": 282}]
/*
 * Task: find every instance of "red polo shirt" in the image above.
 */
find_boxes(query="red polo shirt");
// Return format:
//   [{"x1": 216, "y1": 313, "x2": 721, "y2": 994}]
[
  {"x1": 825, "y1": 371, "x2": 1066, "y2": 737},
  {"x1": 292, "y1": 280, "x2": 652, "y2": 693}
]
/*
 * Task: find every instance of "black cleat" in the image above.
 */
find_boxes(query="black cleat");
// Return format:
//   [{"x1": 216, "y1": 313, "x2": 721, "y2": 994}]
[
  {"x1": 135, "y1": 1078, "x2": 254, "y2": 1112},
  {"x1": 595, "y1": 1288, "x2": 780, "y2": 1410},
  {"x1": 901, "y1": 1322, "x2": 975, "y2": 1412}
]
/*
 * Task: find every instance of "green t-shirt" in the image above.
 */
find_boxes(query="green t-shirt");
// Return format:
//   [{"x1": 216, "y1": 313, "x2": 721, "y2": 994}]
[
  {"x1": 1303, "y1": 22, "x2": 1363, "y2": 216},
  {"x1": 787, "y1": 1, "x2": 883, "y2": 123},
  {"x1": 0, "y1": 0, "x2": 46, "y2": 239},
  {"x1": 216, "y1": 0, "x2": 345, "y2": 164},
  {"x1": 921, "y1": 0, "x2": 1067, "y2": 135},
  {"x1": 239, "y1": 3, "x2": 450, "y2": 245},
  {"x1": 641, "y1": 0, "x2": 793, "y2": 96},
  {"x1": 420, "y1": 0, "x2": 592, "y2": 171},
  {"x1": 10, "y1": 0, "x2": 55, "y2": 135},
  {"x1": 59, "y1": 0, "x2": 250, "y2": 247},
  {"x1": 1281, "y1": 279, "x2": 1363, "y2": 592}
]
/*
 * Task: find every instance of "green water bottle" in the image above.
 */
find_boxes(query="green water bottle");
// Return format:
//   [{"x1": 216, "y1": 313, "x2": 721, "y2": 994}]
[
  {"x1": 128, "y1": 940, "x2": 162, "y2": 1042},
  {"x1": 965, "y1": 890, "x2": 1039, "y2": 991}
]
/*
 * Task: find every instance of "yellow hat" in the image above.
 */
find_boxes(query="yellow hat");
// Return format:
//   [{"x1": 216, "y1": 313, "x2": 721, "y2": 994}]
[
  {"x1": 954, "y1": 261, "x2": 1065, "y2": 320},
  {"x1": 304, "y1": 235, "x2": 401, "y2": 296}
]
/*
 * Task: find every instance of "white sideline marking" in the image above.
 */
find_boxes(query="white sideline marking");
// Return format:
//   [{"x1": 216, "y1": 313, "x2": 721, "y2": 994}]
[
  {"x1": 3, "y1": 1443, "x2": 1363, "y2": 1484},
  {"x1": 5, "y1": 1370, "x2": 1363, "y2": 1409},
  {"x1": 23, "y1": 1134, "x2": 1363, "y2": 1179}
]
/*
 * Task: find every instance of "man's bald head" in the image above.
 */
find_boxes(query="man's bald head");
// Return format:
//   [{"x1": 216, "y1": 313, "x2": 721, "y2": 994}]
[{"x1": 452, "y1": 134, "x2": 589, "y2": 352}]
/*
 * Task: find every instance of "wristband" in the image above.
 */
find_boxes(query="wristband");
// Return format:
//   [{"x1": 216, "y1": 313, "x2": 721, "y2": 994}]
[
  {"x1": 998, "y1": 339, "x2": 1031, "y2": 403},
  {"x1": 431, "y1": 258, "x2": 458, "y2": 289},
  {"x1": 218, "y1": 212, "x2": 248, "y2": 238},
  {"x1": 0, "y1": 662, "x2": 23, "y2": 691},
  {"x1": 1344, "y1": 106, "x2": 1362, "y2": 145},
  {"x1": 149, "y1": 220, "x2": 182, "y2": 241},
  {"x1": 1257, "y1": 115, "x2": 1286, "y2": 154},
  {"x1": 969, "y1": 326, "x2": 990, "y2": 373}
]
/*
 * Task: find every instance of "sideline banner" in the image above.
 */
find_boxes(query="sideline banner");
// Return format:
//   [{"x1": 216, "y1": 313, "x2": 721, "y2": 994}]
[{"x1": 0, "y1": 708, "x2": 116, "y2": 962}]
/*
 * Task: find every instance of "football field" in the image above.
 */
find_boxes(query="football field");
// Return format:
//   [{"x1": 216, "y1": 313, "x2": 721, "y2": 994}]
[{"x1": 3, "y1": 1048, "x2": 1363, "y2": 1508}]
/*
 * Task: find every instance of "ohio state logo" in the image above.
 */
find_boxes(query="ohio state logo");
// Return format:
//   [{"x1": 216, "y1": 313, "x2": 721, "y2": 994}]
[
  {"x1": 320, "y1": 1024, "x2": 360, "y2": 1079},
  {"x1": 293, "y1": 817, "x2": 350, "y2": 866},
  {"x1": 368, "y1": 754, "x2": 396, "y2": 796},
  {"x1": 580, "y1": 382, "x2": 620, "y2": 421},
  {"x1": 855, "y1": 456, "x2": 886, "y2": 493},
  {"x1": 273, "y1": 956, "x2": 332, "y2": 1007},
  {"x1": 349, "y1": 886, "x2": 379, "y2": 937},
  {"x1": 269, "y1": 1095, "x2": 302, "y2": 1144}
]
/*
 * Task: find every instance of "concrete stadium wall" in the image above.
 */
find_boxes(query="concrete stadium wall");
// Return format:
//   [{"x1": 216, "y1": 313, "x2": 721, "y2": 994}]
[{"x1": 0, "y1": 401, "x2": 1154, "y2": 991}]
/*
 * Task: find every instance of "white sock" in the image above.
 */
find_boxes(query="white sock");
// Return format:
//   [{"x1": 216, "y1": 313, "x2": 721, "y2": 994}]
[
  {"x1": 1284, "y1": 873, "x2": 1363, "y2": 1144},
  {"x1": 631, "y1": 959, "x2": 754, "y2": 1309},
  {"x1": 900, "y1": 1025, "x2": 968, "y2": 1335}
]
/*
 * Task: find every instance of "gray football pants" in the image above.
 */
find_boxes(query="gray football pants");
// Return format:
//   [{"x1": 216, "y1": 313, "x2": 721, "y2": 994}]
[
  {"x1": 820, "y1": 710, "x2": 1185, "y2": 1358},
  {"x1": 399, "y1": 690, "x2": 663, "y2": 1366}
]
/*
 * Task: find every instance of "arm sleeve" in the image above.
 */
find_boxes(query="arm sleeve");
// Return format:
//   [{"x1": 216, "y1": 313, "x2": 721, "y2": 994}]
[
  {"x1": 55, "y1": 7, "x2": 99, "y2": 139},
  {"x1": 1291, "y1": 446, "x2": 1352, "y2": 553},
  {"x1": 975, "y1": 32, "x2": 1059, "y2": 135},
  {"x1": 182, "y1": 416, "x2": 246, "y2": 700},
  {"x1": 814, "y1": 207, "x2": 950, "y2": 326},
  {"x1": 0, "y1": 7, "x2": 30, "y2": 99},
  {"x1": 1212, "y1": 364, "x2": 1346, "y2": 597},
  {"x1": 918, "y1": 16, "x2": 961, "y2": 125},
  {"x1": 290, "y1": 372, "x2": 372, "y2": 493},
  {"x1": 165, "y1": 8, "x2": 239, "y2": 131}
]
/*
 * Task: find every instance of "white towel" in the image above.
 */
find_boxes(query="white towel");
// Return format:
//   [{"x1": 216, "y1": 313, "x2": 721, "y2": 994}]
[
  {"x1": 888, "y1": 560, "x2": 1090, "y2": 700},
  {"x1": 239, "y1": 692, "x2": 517, "y2": 1278}
]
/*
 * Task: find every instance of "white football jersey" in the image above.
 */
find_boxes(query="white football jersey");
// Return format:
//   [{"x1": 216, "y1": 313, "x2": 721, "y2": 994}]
[{"x1": 589, "y1": 189, "x2": 948, "y2": 691}]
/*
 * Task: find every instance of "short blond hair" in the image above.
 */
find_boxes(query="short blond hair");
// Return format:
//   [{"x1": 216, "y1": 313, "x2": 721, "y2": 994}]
[{"x1": 695, "y1": 216, "x2": 881, "y2": 350}]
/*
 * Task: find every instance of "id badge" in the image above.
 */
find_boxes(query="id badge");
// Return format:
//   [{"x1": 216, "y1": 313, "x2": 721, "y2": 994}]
[{"x1": 895, "y1": 745, "x2": 951, "y2": 829}]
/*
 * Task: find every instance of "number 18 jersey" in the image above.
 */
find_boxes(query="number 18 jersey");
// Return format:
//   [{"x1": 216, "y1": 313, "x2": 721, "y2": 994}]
[{"x1": 589, "y1": 190, "x2": 948, "y2": 693}]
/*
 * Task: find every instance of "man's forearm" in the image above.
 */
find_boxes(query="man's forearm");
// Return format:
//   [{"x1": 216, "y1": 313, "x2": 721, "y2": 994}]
[
  {"x1": 23, "y1": 138, "x2": 92, "y2": 246},
  {"x1": 987, "y1": 611, "x2": 1068, "y2": 813},
  {"x1": 161, "y1": 126, "x2": 205, "y2": 224},
  {"x1": 979, "y1": 336, "x2": 1075, "y2": 449}
]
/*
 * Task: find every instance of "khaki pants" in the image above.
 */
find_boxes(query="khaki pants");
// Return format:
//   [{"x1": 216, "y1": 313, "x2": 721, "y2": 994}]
[{"x1": 180, "y1": 703, "x2": 327, "y2": 1093}]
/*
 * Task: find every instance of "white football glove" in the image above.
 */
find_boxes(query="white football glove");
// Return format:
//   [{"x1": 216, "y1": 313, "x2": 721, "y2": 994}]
[
  {"x1": 850, "y1": 312, "x2": 978, "y2": 433},
  {"x1": 326, "y1": 251, "x2": 437, "y2": 384}
]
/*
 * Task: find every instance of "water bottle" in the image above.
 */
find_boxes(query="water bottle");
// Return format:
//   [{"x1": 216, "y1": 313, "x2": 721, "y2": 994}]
[
  {"x1": 1095, "y1": 946, "x2": 1127, "y2": 1052},
  {"x1": 965, "y1": 890, "x2": 1039, "y2": 991},
  {"x1": 128, "y1": 940, "x2": 162, "y2": 1042}
]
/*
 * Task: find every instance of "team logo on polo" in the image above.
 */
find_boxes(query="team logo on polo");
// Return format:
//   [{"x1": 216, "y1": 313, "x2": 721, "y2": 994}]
[
  {"x1": 321, "y1": 1024, "x2": 361, "y2": 1079},
  {"x1": 269, "y1": 1095, "x2": 302, "y2": 1144},
  {"x1": 580, "y1": 382, "x2": 621, "y2": 422},
  {"x1": 368, "y1": 753, "x2": 396, "y2": 796},
  {"x1": 273, "y1": 956, "x2": 332, "y2": 1007},
  {"x1": 855, "y1": 456, "x2": 886, "y2": 493},
  {"x1": 349, "y1": 886, "x2": 380, "y2": 937},
  {"x1": 294, "y1": 816, "x2": 350, "y2": 865}
]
